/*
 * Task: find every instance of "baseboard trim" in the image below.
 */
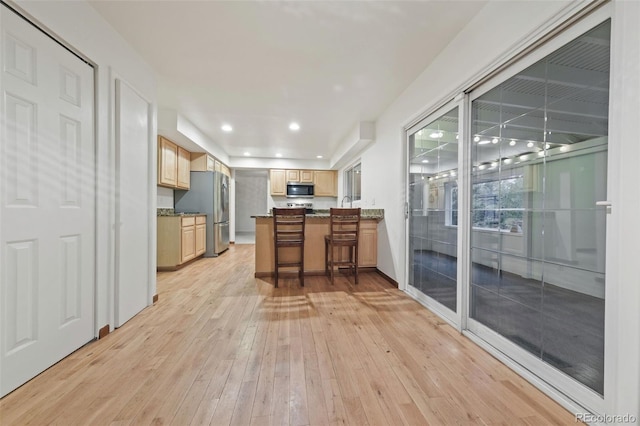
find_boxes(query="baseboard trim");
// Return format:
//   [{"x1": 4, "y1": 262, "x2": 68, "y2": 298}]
[
  {"x1": 98, "y1": 325, "x2": 110, "y2": 339},
  {"x1": 376, "y1": 268, "x2": 398, "y2": 287}
]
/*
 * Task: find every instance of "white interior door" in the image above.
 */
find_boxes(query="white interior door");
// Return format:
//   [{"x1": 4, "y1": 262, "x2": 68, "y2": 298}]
[
  {"x1": 0, "y1": 6, "x2": 95, "y2": 396},
  {"x1": 114, "y1": 79, "x2": 150, "y2": 327}
]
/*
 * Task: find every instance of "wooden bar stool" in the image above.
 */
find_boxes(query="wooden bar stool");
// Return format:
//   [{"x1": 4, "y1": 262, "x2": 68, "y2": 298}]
[
  {"x1": 273, "y1": 207, "x2": 306, "y2": 288},
  {"x1": 324, "y1": 208, "x2": 361, "y2": 285}
]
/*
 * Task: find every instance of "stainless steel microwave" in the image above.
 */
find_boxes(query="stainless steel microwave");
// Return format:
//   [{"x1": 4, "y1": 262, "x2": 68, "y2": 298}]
[{"x1": 286, "y1": 182, "x2": 314, "y2": 198}]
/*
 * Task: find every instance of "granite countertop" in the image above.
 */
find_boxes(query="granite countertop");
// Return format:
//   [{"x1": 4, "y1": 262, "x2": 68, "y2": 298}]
[
  {"x1": 157, "y1": 208, "x2": 206, "y2": 217},
  {"x1": 252, "y1": 208, "x2": 384, "y2": 220}
]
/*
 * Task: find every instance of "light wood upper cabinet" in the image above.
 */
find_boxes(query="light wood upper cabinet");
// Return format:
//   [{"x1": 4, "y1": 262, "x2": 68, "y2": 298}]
[
  {"x1": 158, "y1": 135, "x2": 190, "y2": 189},
  {"x1": 314, "y1": 170, "x2": 337, "y2": 197},
  {"x1": 270, "y1": 169, "x2": 286, "y2": 196},
  {"x1": 286, "y1": 169, "x2": 300, "y2": 183},
  {"x1": 177, "y1": 146, "x2": 190, "y2": 189},
  {"x1": 191, "y1": 152, "x2": 215, "y2": 171},
  {"x1": 215, "y1": 160, "x2": 231, "y2": 177},
  {"x1": 300, "y1": 170, "x2": 314, "y2": 183},
  {"x1": 158, "y1": 136, "x2": 178, "y2": 187},
  {"x1": 269, "y1": 168, "x2": 337, "y2": 197}
]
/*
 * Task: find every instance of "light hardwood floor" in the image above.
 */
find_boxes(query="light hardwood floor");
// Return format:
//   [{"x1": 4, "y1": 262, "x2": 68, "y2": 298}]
[{"x1": 0, "y1": 244, "x2": 577, "y2": 425}]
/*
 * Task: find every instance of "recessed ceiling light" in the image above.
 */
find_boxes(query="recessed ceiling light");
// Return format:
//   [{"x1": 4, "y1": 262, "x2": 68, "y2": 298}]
[
  {"x1": 289, "y1": 122, "x2": 300, "y2": 131},
  {"x1": 421, "y1": 159, "x2": 429, "y2": 163},
  {"x1": 243, "y1": 152, "x2": 250, "y2": 156},
  {"x1": 491, "y1": 138, "x2": 499, "y2": 144},
  {"x1": 316, "y1": 155, "x2": 323, "y2": 159},
  {"x1": 474, "y1": 136, "x2": 480, "y2": 142},
  {"x1": 527, "y1": 141, "x2": 534, "y2": 148},
  {"x1": 429, "y1": 131, "x2": 444, "y2": 139},
  {"x1": 545, "y1": 143, "x2": 551, "y2": 149},
  {"x1": 509, "y1": 140, "x2": 516, "y2": 146},
  {"x1": 221, "y1": 124, "x2": 233, "y2": 132},
  {"x1": 275, "y1": 153, "x2": 282, "y2": 158}
]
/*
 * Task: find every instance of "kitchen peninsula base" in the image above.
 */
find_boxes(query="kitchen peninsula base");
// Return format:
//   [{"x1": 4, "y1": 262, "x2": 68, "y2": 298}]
[{"x1": 253, "y1": 215, "x2": 381, "y2": 278}]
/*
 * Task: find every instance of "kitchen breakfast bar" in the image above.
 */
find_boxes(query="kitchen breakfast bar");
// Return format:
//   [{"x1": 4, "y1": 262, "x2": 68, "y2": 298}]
[{"x1": 252, "y1": 209, "x2": 384, "y2": 277}]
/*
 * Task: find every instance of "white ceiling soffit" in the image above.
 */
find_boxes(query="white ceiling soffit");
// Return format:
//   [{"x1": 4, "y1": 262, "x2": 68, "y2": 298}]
[{"x1": 89, "y1": 1, "x2": 487, "y2": 164}]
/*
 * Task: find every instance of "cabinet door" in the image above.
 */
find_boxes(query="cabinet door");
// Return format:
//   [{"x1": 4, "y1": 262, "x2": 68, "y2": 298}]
[
  {"x1": 177, "y1": 146, "x2": 191, "y2": 189},
  {"x1": 195, "y1": 223, "x2": 206, "y2": 256},
  {"x1": 358, "y1": 222, "x2": 378, "y2": 267},
  {"x1": 206, "y1": 155, "x2": 215, "y2": 171},
  {"x1": 181, "y1": 225, "x2": 196, "y2": 263},
  {"x1": 270, "y1": 169, "x2": 286, "y2": 196},
  {"x1": 158, "y1": 136, "x2": 178, "y2": 187},
  {"x1": 314, "y1": 170, "x2": 337, "y2": 196},
  {"x1": 286, "y1": 169, "x2": 300, "y2": 182},
  {"x1": 300, "y1": 170, "x2": 314, "y2": 183}
]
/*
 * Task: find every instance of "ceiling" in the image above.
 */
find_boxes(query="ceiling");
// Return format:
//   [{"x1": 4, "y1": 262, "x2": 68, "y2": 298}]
[{"x1": 89, "y1": 1, "x2": 487, "y2": 163}]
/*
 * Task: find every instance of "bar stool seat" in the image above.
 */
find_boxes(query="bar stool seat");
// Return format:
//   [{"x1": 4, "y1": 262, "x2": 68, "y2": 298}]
[
  {"x1": 273, "y1": 207, "x2": 306, "y2": 288},
  {"x1": 324, "y1": 208, "x2": 361, "y2": 285}
]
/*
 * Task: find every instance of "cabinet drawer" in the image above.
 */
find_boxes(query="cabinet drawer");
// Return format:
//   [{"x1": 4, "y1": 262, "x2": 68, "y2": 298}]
[
  {"x1": 181, "y1": 216, "x2": 195, "y2": 227},
  {"x1": 196, "y1": 215, "x2": 206, "y2": 225}
]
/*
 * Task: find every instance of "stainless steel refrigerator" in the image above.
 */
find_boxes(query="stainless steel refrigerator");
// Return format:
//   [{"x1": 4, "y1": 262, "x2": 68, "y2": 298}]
[{"x1": 174, "y1": 171, "x2": 230, "y2": 256}]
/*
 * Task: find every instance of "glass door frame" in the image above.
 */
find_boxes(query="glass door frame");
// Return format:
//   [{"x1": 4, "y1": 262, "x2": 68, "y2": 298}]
[
  {"x1": 404, "y1": 98, "x2": 468, "y2": 329},
  {"x1": 462, "y1": 5, "x2": 613, "y2": 415}
]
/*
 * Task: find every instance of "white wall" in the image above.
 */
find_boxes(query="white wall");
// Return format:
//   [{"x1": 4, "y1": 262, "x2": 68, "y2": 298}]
[
  {"x1": 14, "y1": 1, "x2": 157, "y2": 334},
  {"x1": 157, "y1": 187, "x2": 174, "y2": 209}
]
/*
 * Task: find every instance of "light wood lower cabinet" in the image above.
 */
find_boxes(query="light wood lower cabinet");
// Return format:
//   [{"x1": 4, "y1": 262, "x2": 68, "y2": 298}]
[
  {"x1": 180, "y1": 217, "x2": 196, "y2": 263},
  {"x1": 157, "y1": 215, "x2": 206, "y2": 270},
  {"x1": 254, "y1": 217, "x2": 379, "y2": 275},
  {"x1": 195, "y1": 216, "x2": 206, "y2": 256}
]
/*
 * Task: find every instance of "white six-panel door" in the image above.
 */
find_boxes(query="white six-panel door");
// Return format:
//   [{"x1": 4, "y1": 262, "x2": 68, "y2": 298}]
[{"x1": 0, "y1": 6, "x2": 95, "y2": 397}]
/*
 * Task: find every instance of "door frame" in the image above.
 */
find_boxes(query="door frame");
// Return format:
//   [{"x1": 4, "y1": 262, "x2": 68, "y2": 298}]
[
  {"x1": 110, "y1": 70, "x2": 156, "y2": 328},
  {"x1": 404, "y1": 99, "x2": 465, "y2": 329}
]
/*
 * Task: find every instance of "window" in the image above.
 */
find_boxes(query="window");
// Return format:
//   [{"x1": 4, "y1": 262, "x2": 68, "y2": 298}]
[
  {"x1": 446, "y1": 176, "x2": 524, "y2": 232},
  {"x1": 344, "y1": 162, "x2": 361, "y2": 202}
]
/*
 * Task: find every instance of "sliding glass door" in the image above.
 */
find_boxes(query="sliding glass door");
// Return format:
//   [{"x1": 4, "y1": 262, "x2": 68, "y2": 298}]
[
  {"x1": 468, "y1": 19, "x2": 610, "y2": 398},
  {"x1": 405, "y1": 12, "x2": 612, "y2": 411},
  {"x1": 407, "y1": 106, "x2": 460, "y2": 322}
]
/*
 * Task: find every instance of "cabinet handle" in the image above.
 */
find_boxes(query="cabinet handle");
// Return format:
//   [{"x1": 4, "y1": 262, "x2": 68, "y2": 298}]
[{"x1": 595, "y1": 201, "x2": 612, "y2": 207}]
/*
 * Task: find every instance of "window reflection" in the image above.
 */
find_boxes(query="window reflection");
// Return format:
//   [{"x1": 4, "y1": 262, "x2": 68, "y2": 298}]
[{"x1": 409, "y1": 107, "x2": 459, "y2": 312}]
